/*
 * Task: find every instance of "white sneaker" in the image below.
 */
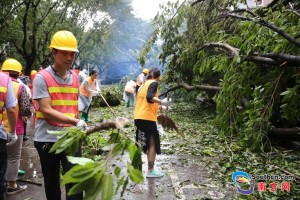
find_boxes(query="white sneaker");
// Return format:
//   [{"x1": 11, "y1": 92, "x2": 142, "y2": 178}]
[{"x1": 7, "y1": 184, "x2": 27, "y2": 195}]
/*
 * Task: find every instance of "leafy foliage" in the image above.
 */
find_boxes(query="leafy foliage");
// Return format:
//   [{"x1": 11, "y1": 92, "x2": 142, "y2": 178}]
[
  {"x1": 139, "y1": 0, "x2": 300, "y2": 151},
  {"x1": 163, "y1": 102, "x2": 300, "y2": 199},
  {"x1": 91, "y1": 85, "x2": 122, "y2": 107},
  {"x1": 50, "y1": 126, "x2": 143, "y2": 200}
]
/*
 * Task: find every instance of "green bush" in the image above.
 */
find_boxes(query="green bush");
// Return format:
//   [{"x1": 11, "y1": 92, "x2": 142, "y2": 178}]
[{"x1": 91, "y1": 85, "x2": 122, "y2": 107}]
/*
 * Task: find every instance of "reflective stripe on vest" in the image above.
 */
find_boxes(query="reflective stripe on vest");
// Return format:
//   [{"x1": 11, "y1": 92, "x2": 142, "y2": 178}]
[
  {"x1": 0, "y1": 73, "x2": 10, "y2": 125},
  {"x1": 35, "y1": 69, "x2": 79, "y2": 127},
  {"x1": 134, "y1": 80, "x2": 159, "y2": 122}
]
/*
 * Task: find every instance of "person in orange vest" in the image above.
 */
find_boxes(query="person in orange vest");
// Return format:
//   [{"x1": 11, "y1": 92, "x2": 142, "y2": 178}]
[
  {"x1": 1, "y1": 58, "x2": 32, "y2": 195},
  {"x1": 28, "y1": 70, "x2": 37, "y2": 95},
  {"x1": 134, "y1": 67, "x2": 171, "y2": 178},
  {"x1": 79, "y1": 69, "x2": 100, "y2": 122},
  {"x1": 0, "y1": 70, "x2": 17, "y2": 200},
  {"x1": 135, "y1": 68, "x2": 149, "y2": 93},
  {"x1": 33, "y1": 30, "x2": 86, "y2": 200}
]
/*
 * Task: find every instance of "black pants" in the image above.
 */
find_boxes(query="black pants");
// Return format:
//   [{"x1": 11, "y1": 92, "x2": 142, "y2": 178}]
[
  {"x1": 0, "y1": 139, "x2": 7, "y2": 200},
  {"x1": 34, "y1": 142, "x2": 83, "y2": 200}
]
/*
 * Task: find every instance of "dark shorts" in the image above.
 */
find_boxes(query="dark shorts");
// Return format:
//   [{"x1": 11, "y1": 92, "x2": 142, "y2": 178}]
[{"x1": 134, "y1": 119, "x2": 161, "y2": 154}]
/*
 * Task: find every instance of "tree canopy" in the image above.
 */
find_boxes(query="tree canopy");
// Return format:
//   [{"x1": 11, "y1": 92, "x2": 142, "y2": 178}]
[
  {"x1": 0, "y1": 0, "x2": 158, "y2": 83},
  {"x1": 139, "y1": 0, "x2": 300, "y2": 150}
]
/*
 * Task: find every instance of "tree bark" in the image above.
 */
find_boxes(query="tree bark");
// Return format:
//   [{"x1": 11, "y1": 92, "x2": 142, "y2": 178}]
[
  {"x1": 197, "y1": 42, "x2": 300, "y2": 66},
  {"x1": 269, "y1": 127, "x2": 300, "y2": 140},
  {"x1": 159, "y1": 82, "x2": 221, "y2": 97}
]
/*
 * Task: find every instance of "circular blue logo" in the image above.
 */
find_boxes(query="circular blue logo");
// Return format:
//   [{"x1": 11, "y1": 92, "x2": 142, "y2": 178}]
[{"x1": 232, "y1": 171, "x2": 254, "y2": 195}]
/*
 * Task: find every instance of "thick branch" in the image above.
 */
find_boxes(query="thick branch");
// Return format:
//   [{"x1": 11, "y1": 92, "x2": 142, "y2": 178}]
[
  {"x1": 263, "y1": 53, "x2": 300, "y2": 64},
  {"x1": 86, "y1": 121, "x2": 117, "y2": 135},
  {"x1": 244, "y1": 56, "x2": 280, "y2": 65},
  {"x1": 197, "y1": 42, "x2": 300, "y2": 66},
  {"x1": 86, "y1": 117, "x2": 129, "y2": 135},
  {"x1": 224, "y1": 13, "x2": 300, "y2": 48},
  {"x1": 197, "y1": 42, "x2": 238, "y2": 57},
  {"x1": 159, "y1": 82, "x2": 221, "y2": 97}
]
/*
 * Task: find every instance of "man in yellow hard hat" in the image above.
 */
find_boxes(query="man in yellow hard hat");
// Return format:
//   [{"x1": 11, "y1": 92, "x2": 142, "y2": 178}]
[
  {"x1": 136, "y1": 68, "x2": 149, "y2": 93},
  {"x1": 1, "y1": 58, "x2": 32, "y2": 195},
  {"x1": 33, "y1": 30, "x2": 86, "y2": 200}
]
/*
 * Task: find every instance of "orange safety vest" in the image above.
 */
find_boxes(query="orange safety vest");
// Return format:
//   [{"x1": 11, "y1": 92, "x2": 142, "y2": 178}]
[
  {"x1": 35, "y1": 70, "x2": 79, "y2": 127},
  {"x1": 79, "y1": 76, "x2": 96, "y2": 97},
  {"x1": 134, "y1": 79, "x2": 159, "y2": 122},
  {"x1": 0, "y1": 72, "x2": 10, "y2": 126},
  {"x1": 3, "y1": 79, "x2": 22, "y2": 134}
]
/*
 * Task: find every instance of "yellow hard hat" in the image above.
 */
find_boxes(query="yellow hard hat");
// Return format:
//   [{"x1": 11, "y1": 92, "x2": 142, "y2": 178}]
[
  {"x1": 31, "y1": 70, "x2": 37, "y2": 76},
  {"x1": 1, "y1": 58, "x2": 22, "y2": 73},
  {"x1": 49, "y1": 30, "x2": 78, "y2": 52},
  {"x1": 143, "y1": 68, "x2": 149, "y2": 74}
]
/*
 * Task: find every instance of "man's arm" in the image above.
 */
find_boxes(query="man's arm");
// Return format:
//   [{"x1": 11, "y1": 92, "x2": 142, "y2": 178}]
[{"x1": 36, "y1": 97, "x2": 78, "y2": 126}]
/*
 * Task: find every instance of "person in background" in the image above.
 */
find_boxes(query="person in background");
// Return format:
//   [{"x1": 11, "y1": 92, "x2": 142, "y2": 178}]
[
  {"x1": 0, "y1": 71, "x2": 17, "y2": 200},
  {"x1": 73, "y1": 66, "x2": 80, "y2": 75},
  {"x1": 79, "y1": 69, "x2": 100, "y2": 122},
  {"x1": 17, "y1": 70, "x2": 32, "y2": 141},
  {"x1": 134, "y1": 67, "x2": 171, "y2": 178},
  {"x1": 136, "y1": 68, "x2": 149, "y2": 93},
  {"x1": 123, "y1": 80, "x2": 136, "y2": 107},
  {"x1": 33, "y1": 30, "x2": 87, "y2": 200},
  {"x1": 29, "y1": 70, "x2": 37, "y2": 95},
  {"x1": 78, "y1": 68, "x2": 87, "y2": 85},
  {"x1": 1, "y1": 58, "x2": 32, "y2": 195},
  {"x1": 38, "y1": 66, "x2": 43, "y2": 72}
]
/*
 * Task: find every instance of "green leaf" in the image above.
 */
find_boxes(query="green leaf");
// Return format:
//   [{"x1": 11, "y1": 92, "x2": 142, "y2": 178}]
[
  {"x1": 84, "y1": 172, "x2": 104, "y2": 200},
  {"x1": 280, "y1": 90, "x2": 290, "y2": 96},
  {"x1": 62, "y1": 163, "x2": 99, "y2": 184},
  {"x1": 114, "y1": 167, "x2": 121, "y2": 178},
  {"x1": 68, "y1": 177, "x2": 96, "y2": 196},
  {"x1": 112, "y1": 143, "x2": 124, "y2": 156},
  {"x1": 67, "y1": 156, "x2": 94, "y2": 165},
  {"x1": 49, "y1": 134, "x2": 68, "y2": 153},
  {"x1": 129, "y1": 145, "x2": 142, "y2": 170},
  {"x1": 127, "y1": 163, "x2": 144, "y2": 183},
  {"x1": 107, "y1": 132, "x2": 120, "y2": 144},
  {"x1": 120, "y1": 177, "x2": 129, "y2": 197},
  {"x1": 65, "y1": 140, "x2": 80, "y2": 156},
  {"x1": 128, "y1": 144, "x2": 138, "y2": 161},
  {"x1": 101, "y1": 173, "x2": 114, "y2": 200},
  {"x1": 114, "y1": 175, "x2": 125, "y2": 195}
]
